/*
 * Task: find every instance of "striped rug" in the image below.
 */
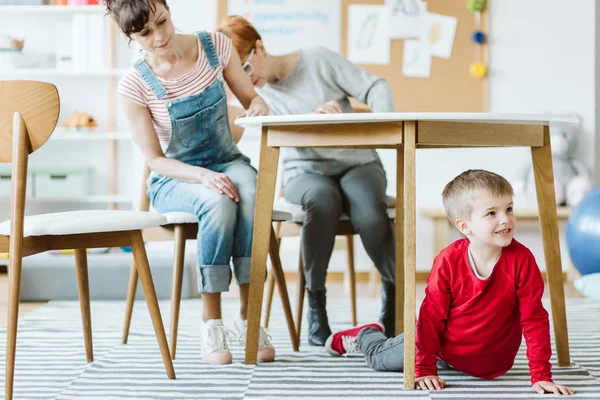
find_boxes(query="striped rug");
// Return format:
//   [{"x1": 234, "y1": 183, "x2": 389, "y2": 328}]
[{"x1": 1, "y1": 298, "x2": 600, "y2": 399}]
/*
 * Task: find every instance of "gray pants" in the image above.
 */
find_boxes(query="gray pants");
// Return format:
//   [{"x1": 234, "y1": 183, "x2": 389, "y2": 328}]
[
  {"x1": 358, "y1": 328, "x2": 451, "y2": 372},
  {"x1": 283, "y1": 162, "x2": 396, "y2": 291}
]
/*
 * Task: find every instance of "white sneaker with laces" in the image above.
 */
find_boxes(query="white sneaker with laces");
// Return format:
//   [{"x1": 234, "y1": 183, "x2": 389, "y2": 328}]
[
  {"x1": 233, "y1": 312, "x2": 275, "y2": 362},
  {"x1": 200, "y1": 318, "x2": 234, "y2": 365}
]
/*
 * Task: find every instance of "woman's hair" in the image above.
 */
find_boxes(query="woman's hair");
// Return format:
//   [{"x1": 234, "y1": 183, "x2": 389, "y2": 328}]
[
  {"x1": 217, "y1": 15, "x2": 261, "y2": 56},
  {"x1": 105, "y1": 0, "x2": 168, "y2": 37}
]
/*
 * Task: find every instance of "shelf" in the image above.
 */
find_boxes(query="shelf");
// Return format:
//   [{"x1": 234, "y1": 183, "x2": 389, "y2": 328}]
[
  {"x1": 0, "y1": 5, "x2": 105, "y2": 13},
  {"x1": 50, "y1": 130, "x2": 132, "y2": 141},
  {"x1": 0, "y1": 195, "x2": 132, "y2": 204},
  {"x1": 1, "y1": 68, "x2": 128, "y2": 78}
]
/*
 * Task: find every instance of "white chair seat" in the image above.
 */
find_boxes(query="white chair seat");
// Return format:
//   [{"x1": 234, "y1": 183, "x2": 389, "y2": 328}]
[
  {"x1": 0, "y1": 210, "x2": 167, "y2": 237},
  {"x1": 273, "y1": 195, "x2": 397, "y2": 223},
  {"x1": 160, "y1": 209, "x2": 293, "y2": 225}
]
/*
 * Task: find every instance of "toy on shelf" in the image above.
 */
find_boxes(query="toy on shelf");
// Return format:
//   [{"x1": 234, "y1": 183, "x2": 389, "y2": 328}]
[
  {"x1": 513, "y1": 115, "x2": 594, "y2": 207},
  {"x1": 63, "y1": 112, "x2": 98, "y2": 130},
  {"x1": 467, "y1": 0, "x2": 487, "y2": 78},
  {"x1": 8, "y1": 36, "x2": 24, "y2": 51}
]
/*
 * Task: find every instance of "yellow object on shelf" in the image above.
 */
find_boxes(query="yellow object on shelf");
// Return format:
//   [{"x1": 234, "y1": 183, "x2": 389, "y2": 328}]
[
  {"x1": 0, "y1": 252, "x2": 8, "y2": 259},
  {"x1": 470, "y1": 62, "x2": 487, "y2": 78}
]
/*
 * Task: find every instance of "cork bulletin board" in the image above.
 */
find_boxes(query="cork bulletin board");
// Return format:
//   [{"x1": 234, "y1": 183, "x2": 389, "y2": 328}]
[{"x1": 217, "y1": 0, "x2": 489, "y2": 112}]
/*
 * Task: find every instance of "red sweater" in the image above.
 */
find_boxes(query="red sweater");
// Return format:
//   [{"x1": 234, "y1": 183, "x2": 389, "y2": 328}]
[{"x1": 415, "y1": 238, "x2": 552, "y2": 385}]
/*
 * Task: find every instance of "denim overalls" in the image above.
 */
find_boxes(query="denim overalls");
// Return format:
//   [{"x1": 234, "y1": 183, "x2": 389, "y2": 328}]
[{"x1": 136, "y1": 31, "x2": 257, "y2": 293}]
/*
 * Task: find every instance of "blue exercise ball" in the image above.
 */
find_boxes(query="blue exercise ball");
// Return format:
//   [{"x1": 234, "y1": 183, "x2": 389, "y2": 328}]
[{"x1": 566, "y1": 186, "x2": 600, "y2": 276}]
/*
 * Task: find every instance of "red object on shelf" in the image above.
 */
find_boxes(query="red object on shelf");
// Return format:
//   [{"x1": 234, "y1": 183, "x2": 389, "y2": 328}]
[{"x1": 88, "y1": 0, "x2": 99, "y2": 4}]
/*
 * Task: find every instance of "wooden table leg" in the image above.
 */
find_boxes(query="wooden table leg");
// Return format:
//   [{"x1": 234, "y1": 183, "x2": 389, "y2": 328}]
[
  {"x1": 395, "y1": 142, "x2": 404, "y2": 336},
  {"x1": 531, "y1": 126, "x2": 570, "y2": 367},
  {"x1": 403, "y1": 121, "x2": 417, "y2": 389},
  {"x1": 245, "y1": 126, "x2": 280, "y2": 364}
]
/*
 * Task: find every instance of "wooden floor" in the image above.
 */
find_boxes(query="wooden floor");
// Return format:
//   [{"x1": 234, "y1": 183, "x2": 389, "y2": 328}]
[{"x1": 0, "y1": 270, "x2": 584, "y2": 325}]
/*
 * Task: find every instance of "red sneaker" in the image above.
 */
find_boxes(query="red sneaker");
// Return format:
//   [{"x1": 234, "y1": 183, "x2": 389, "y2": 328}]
[{"x1": 325, "y1": 323, "x2": 384, "y2": 357}]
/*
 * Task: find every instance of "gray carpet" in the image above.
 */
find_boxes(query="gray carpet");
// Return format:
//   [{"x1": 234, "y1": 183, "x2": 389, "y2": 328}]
[{"x1": 1, "y1": 298, "x2": 600, "y2": 399}]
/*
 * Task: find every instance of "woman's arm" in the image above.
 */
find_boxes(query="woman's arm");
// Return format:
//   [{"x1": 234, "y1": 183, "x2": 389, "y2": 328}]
[
  {"x1": 121, "y1": 96, "x2": 239, "y2": 201},
  {"x1": 222, "y1": 48, "x2": 269, "y2": 117},
  {"x1": 317, "y1": 47, "x2": 395, "y2": 112}
]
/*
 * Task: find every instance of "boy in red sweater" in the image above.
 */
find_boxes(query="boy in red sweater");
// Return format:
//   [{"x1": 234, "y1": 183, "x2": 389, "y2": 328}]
[{"x1": 325, "y1": 170, "x2": 574, "y2": 395}]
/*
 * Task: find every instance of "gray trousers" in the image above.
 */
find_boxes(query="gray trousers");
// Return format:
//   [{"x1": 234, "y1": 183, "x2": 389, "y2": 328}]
[
  {"x1": 283, "y1": 162, "x2": 396, "y2": 291},
  {"x1": 358, "y1": 328, "x2": 451, "y2": 372}
]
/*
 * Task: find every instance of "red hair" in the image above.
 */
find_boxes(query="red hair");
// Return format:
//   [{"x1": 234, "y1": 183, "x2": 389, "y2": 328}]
[{"x1": 217, "y1": 15, "x2": 262, "y2": 58}]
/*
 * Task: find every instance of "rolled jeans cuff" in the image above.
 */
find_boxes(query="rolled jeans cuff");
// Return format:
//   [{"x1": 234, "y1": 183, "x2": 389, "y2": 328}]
[
  {"x1": 233, "y1": 257, "x2": 251, "y2": 285},
  {"x1": 198, "y1": 264, "x2": 232, "y2": 293}
]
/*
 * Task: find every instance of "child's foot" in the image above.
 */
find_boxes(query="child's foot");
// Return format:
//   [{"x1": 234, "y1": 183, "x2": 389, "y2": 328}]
[
  {"x1": 325, "y1": 323, "x2": 384, "y2": 357},
  {"x1": 233, "y1": 312, "x2": 275, "y2": 362},
  {"x1": 200, "y1": 319, "x2": 234, "y2": 365}
]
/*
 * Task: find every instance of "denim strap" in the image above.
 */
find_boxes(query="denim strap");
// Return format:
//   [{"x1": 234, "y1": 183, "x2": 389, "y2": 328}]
[
  {"x1": 133, "y1": 58, "x2": 168, "y2": 99},
  {"x1": 196, "y1": 31, "x2": 221, "y2": 70}
]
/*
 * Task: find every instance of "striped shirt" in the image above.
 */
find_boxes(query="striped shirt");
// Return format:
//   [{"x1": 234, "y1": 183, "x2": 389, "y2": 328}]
[{"x1": 117, "y1": 32, "x2": 232, "y2": 147}]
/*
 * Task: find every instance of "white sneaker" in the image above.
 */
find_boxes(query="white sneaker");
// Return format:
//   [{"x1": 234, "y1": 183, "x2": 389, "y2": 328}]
[
  {"x1": 200, "y1": 319, "x2": 234, "y2": 365},
  {"x1": 233, "y1": 312, "x2": 275, "y2": 362}
]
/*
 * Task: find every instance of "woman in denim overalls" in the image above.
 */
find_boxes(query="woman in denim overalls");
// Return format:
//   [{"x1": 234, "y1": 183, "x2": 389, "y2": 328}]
[{"x1": 107, "y1": 0, "x2": 274, "y2": 365}]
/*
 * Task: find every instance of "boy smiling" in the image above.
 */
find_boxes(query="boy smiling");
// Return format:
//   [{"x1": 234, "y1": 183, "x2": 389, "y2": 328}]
[{"x1": 326, "y1": 170, "x2": 574, "y2": 395}]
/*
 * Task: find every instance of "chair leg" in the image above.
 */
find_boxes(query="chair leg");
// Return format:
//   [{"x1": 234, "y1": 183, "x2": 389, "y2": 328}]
[
  {"x1": 345, "y1": 235, "x2": 357, "y2": 326},
  {"x1": 129, "y1": 230, "x2": 175, "y2": 379},
  {"x1": 368, "y1": 268, "x2": 379, "y2": 298},
  {"x1": 531, "y1": 128, "x2": 570, "y2": 366},
  {"x1": 170, "y1": 225, "x2": 186, "y2": 360},
  {"x1": 269, "y1": 227, "x2": 299, "y2": 351},
  {"x1": 263, "y1": 223, "x2": 282, "y2": 328},
  {"x1": 74, "y1": 248, "x2": 93, "y2": 363},
  {"x1": 263, "y1": 269, "x2": 275, "y2": 328},
  {"x1": 121, "y1": 259, "x2": 138, "y2": 344},
  {"x1": 295, "y1": 249, "x2": 306, "y2": 345},
  {"x1": 5, "y1": 250, "x2": 23, "y2": 400}
]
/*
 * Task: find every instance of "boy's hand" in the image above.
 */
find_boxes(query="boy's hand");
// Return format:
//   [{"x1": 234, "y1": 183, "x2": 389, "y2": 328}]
[
  {"x1": 415, "y1": 376, "x2": 446, "y2": 391},
  {"x1": 532, "y1": 381, "x2": 574, "y2": 395}
]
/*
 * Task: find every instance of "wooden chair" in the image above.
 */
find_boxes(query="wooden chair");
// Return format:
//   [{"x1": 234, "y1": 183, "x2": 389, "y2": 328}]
[
  {"x1": 263, "y1": 189, "x2": 396, "y2": 341},
  {"x1": 121, "y1": 106, "x2": 299, "y2": 359},
  {"x1": 0, "y1": 81, "x2": 175, "y2": 400}
]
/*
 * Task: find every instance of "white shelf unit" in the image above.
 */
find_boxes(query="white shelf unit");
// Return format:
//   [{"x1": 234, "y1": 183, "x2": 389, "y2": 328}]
[
  {"x1": 0, "y1": 4, "x2": 132, "y2": 212},
  {"x1": 0, "y1": 5, "x2": 105, "y2": 13},
  {"x1": 51, "y1": 129, "x2": 132, "y2": 141},
  {"x1": 1, "y1": 68, "x2": 128, "y2": 77},
  {"x1": 0, "y1": 195, "x2": 132, "y2": 204}
]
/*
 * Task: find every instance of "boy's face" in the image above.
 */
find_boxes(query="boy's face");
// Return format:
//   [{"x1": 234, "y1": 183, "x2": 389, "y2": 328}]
[{"x1": 456, "y1": 192, "x2": 516, "y2": 249}]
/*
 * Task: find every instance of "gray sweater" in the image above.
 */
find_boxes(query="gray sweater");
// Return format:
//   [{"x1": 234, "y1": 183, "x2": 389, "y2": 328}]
[{"x1": 257, "y1": 46, "x2": 395, "y2": 183}]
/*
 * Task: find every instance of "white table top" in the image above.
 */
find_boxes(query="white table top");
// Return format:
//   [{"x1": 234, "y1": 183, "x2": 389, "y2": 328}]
[{"x1": 235, "y1": 112, "x2": 579, "y2": 128}]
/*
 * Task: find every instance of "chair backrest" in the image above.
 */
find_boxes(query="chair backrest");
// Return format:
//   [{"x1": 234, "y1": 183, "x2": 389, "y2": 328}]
[
  {"x1": 0, "y1": 81, "x2": 60, "y2": 258},
  {"x1": 136, "y1": 104, "x2": 245, "y2": 211},
  {"x1": 0, "y1": 81, "x2": 60, "y2": 163}
]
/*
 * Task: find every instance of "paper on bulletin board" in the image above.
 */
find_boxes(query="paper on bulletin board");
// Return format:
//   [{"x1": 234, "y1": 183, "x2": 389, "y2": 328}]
[
  {"x1": 423, "y1": 12, "x2": 457, "y2": 59},
  {"x1": 386, "y1": 0, "x2": 427, "y2": 39},
  {"x1": 347, "y1": 5, "x2": 390, "y2": 65},
  {"x1": 227, "y1": 0, "x2": 341, "y2": 54},
  {"x1": 402, "y1": 39, "x2": 431, "y2": 77}
]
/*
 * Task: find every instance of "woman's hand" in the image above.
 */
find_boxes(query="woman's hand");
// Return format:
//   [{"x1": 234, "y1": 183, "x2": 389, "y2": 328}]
[
  {"x1": 415, "y1": 376, "x2": 446, "y2": 391},
  {"x1": 312, "y1": 100, "x2": 342, "y2": 114},
  {"x1": 532, "y1": 381, "x2": 574, "y2": 395},
  {"x1": 201, "y1": 170, "x2": 239, "y2": 202},
  {"x1": 237, "y1": 96, "x2": 269, "y2": 118}
]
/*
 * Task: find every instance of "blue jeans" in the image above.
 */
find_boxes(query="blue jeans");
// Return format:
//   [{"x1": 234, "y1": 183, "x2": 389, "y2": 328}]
[{"x1": 148, "y1": 158, "x2": 257, "y2": 293}]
